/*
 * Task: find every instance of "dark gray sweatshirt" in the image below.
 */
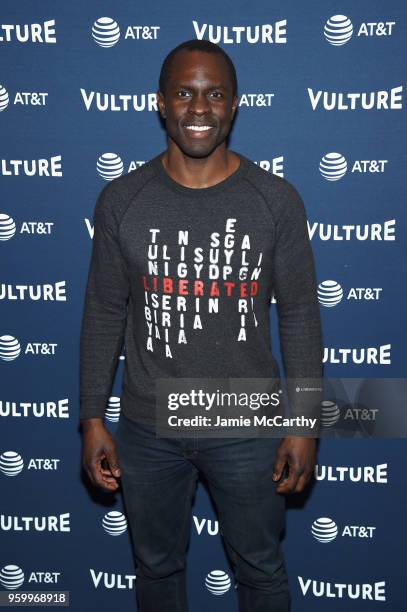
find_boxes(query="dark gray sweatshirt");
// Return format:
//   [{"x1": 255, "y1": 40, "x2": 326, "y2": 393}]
[{"x1": 79, "y1": 151, "x2": 323, "y2": 424}]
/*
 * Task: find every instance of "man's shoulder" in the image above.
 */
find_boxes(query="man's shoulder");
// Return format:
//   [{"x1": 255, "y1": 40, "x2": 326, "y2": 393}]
[
  {"x1": 241, "y1": 152, "x2": 302, "y2": 203},
  {"x1": 93, "y1": 156, "x2": 160, "y2": 226},
  {"x1": 100, "y1": 156, "x2": 158, "y2": 203}
]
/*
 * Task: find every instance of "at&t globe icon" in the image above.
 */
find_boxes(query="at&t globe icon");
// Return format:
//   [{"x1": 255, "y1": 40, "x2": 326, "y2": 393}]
[
  {"x1": 0, "y1": 451, "x2": 24, "y2": 476},
  {"x1": 0, "y1": 565, "x2": 25, "y2": 590},
  {"x1": 319, "y1": 153, "x2": 347, "y2": 181},
  {"x1": 102, "y1": 511, "x2": 127, "y2": 536},
  {"x1": 324, "y1": 15, "x2": 353, "y2": 46},
  {"x1": 0, "y1": 335, "x2": 21, "y2": 361},
  {"x1": 106, "y1": 397, "x2": 121, "y2": 422},
  {"x1": 205, "y1": 570, "x2": 231, "y2": 595},
  {"x1": 97, "y1": 153, "x2": 124, "y2": 181},
  {"x1": 0, "y1": 214, "x2": 16, "y2": 240},
  {"x1": 0, "y1": 85, "x2": 9, "y2": 112},
  {"x1": 317, "y1": 280, "x2": 343, "y2": 307},
  {"x1": 92, "y1": 17, "x2": 121, "y2": 48},
  {"x1": 311, "y1": 517, "x2": 338, "y2": 542},
  {"x1": 321, "y1": 400, "x2": 340, "y2": 428}
]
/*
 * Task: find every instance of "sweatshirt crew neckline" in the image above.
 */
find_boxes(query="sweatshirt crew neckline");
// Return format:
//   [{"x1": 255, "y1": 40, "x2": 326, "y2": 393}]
[{"x1": 151, "y1": 150, "x2": 248, "y2": 197}]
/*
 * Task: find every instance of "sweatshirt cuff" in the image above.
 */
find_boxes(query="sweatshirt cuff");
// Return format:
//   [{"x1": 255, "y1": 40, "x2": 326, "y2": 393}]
[{"x1": 79, "y1": 395, "x2": 108, "y2": 421}]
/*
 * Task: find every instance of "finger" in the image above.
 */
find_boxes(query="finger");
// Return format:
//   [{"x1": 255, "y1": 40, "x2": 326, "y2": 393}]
[
  {"x1": 272, "y1": 453, "x2": 287, "y2": 482},
  {"x1": 293, "y1": 470, "x2": 312, "y2": 494},
  {"x1": 88, "y1": 459, "x2": 118, "y2": 491},
  {"x1": 96, "y1": 470, "x2": 120, "y2": 491},
  {"x1": 276, "y1": 466, "x2": 303, "y2": 494},
  {"x1": 84, "y1": 465, "x2": 96, "y2": 487},
  {"x1": 105, "y1": 447, "x2": 122, "y2": 477},
  {"x1": 101, "y1": 466, "x2": 117, "y2": 476},
  {"x1": 276, "y1": 475, "x2": 296, "y2": 494},
  {"x1": 100, "y1": 471, "x2": 118, "y2": 482},
  {"x1": 99, "y1": 459, "x2": 120, "y2": 487},
  {"x1": 101, "y1": 477, "x2": 120, "y2": 491},
  {"x1": 92, "y1": 454, "x2": 110, "y2": 475}
]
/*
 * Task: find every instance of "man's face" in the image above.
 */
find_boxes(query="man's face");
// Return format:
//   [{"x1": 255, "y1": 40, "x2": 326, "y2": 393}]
[{"x1": 157, "y1": 50, "x2": 238, "y2": 158}]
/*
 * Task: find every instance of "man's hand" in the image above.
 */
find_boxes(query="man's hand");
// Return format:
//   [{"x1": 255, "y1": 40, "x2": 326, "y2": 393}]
[
  {"x1": 272, "y1": 436, "x2": 316, "y2": 494},
  {"x1": 81, "y1": 418, "x2": 121, "y2": 492}
]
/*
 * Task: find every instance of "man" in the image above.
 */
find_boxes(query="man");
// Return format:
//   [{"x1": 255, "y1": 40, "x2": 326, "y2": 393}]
[{"x1": 80, "y1": 39, "x2": 323, "y2": 611}]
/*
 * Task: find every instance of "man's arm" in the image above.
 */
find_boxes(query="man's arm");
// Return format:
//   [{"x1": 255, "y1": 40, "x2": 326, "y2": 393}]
[
  {"x1": 270, "y1": 181, "x2": 323, "y2": 494},
  {"x1": 80, "y1": 184, "x2": 130, "y2": 419},
  {"x1": 79, "y1": 184, "x2": 130, "y2": 491}
]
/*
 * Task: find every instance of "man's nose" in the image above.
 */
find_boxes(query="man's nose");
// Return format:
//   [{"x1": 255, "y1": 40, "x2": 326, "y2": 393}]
[{"x1": 188, "y1": 93, "x2": 211, "y2": 116}]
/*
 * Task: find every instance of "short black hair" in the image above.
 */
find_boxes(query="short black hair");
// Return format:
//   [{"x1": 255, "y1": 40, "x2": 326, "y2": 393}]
[{"x1": 158, "y1": 39, "x2": 238, "y2": 97}]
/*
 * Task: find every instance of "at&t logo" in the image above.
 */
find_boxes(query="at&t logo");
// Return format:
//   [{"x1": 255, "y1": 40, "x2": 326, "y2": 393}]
[
  {"x1": 102, "y1": 511, "x2": 127, "y2": 536},
  {"x1": 95, "y1": 154, "x2": 146, "y2": 181},
  {"x1": 0, "y1": 565, "x2": 61, "y2": 590},
  {"x1": 204, "y1": 570, "x2": 232, "y2": 595},
  {"x1": 323, "y1": 16, "x2": 353, "y2": 45},
  {"x1": 105, "y1": 397, "x2": 121, "y2": 422},
  {"x1": 311, "y1": 517, "x2": 338, "y2": 541},
  {"x1": 320, "y1": 402, "x2": 378, "y2": 429},
  {"x1": 319, "y1": 153, "x2": 387, "y2": 180},
  {"x1": 238, "y1": 93, "x2": 274, "y2": 108},
  {"x1": 0, "y1": 336, "x2": 58, "y2": 360},
  {"x1": 317, "y1": 280, "x2": 382, "y2": 307},
  {"x1": 0, "y1": 84, "x2": 48, "y2": 111},
  {"x1": 320, "y1": 401, "x2": 340, "y2": 427},
  {"x1": 0, "y1": 565, "x2": 24, "y2": 589},
  {"x1": 0, "y1": 451, "x2": 60, "y2": 475},
  {"x1": 311, "y1": 517, "x2": 375, "y2": 542},
  {"x1": 0, "y1": 213, "x2": 54, "y2": 239},
  {"x1": 97, "y1": 154, "x2": 123, "y2": 180},
  {"x1": 324, "y1": 15, "x2": 395, "y2": 45},
  {"x1": 92, "y1": 18, "x2": 120, "y2": 47},
  {"x1": 91, "y1": 17, "x2": 160, "y2": 47}
]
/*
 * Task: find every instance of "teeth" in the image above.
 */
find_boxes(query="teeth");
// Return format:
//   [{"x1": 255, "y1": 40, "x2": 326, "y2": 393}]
[{"x1": 185, "y1": 125, "x2": 212, "y2": 131}]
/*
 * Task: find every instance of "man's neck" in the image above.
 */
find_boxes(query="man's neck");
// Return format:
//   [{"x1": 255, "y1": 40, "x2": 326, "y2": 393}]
[{"x1": 160, "y1": 145, "x2": 240, "y2": 189}]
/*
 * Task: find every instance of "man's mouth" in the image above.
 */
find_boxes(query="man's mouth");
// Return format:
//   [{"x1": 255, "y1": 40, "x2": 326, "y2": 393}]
[{"x1": 183, "y1": 124, "x2": 215, "y2": 132}]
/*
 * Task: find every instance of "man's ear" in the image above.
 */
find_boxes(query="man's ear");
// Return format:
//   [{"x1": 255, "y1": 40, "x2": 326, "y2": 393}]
[
  {"x1": 157, "y1": 90, "x2": 166, "y2": 119},
  {"x1": 231, "y1": 95, "x2": 238, "y2": 119}
]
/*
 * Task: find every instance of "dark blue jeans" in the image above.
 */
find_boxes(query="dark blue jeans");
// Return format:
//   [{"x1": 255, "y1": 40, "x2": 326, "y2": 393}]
[{"x1": 114, "y1": 413, "x2": 290, "y2": 612}]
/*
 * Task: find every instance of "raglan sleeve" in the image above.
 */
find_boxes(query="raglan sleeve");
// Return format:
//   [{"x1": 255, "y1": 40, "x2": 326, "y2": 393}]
[
  {"x1": 79, "y1": 185, "x2": 130, "y2": 421},
  {"x1": 271, "y1": 181, "x2": 323, "y2": 432}
]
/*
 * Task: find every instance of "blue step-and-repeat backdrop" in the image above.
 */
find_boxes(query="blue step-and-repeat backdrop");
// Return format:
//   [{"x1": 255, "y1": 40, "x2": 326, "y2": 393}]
[{"x1": 1, "y1": 1, "x2": 406, "y2": 610}]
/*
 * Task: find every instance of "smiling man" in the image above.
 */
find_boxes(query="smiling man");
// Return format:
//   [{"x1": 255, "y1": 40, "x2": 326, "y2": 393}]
[{"x1": 79, "y1": 39, "x2": 323, "y2": 612}]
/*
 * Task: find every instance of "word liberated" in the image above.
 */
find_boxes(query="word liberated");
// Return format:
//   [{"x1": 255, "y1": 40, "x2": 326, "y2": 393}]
[{"x1": 142, "y1": 276, "x2": 259, "y2": 298}]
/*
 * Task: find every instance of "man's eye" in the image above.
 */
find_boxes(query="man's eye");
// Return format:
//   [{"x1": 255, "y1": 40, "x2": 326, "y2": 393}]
[
  {"x1": 177, "y1": 91, "x2": 191, "y2": 97},
  {"x1": 210, "y1": 92, "x2": 223, "y2": 98}
]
